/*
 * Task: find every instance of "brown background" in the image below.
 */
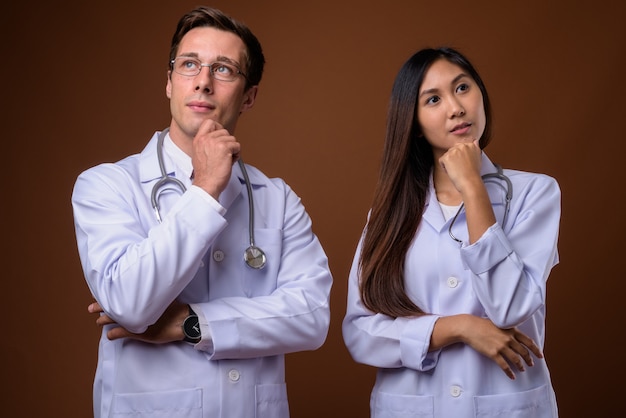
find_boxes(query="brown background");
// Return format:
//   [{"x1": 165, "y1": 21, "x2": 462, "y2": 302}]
[{"x1": 2, "y1": 0, "x2": 624, "y2": 416}]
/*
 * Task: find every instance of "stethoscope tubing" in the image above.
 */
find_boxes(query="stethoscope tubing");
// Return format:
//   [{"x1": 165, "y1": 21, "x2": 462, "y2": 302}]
[
  {"x1": 152, "y1": 129, "x2": 187, "y2": 223},
  {"x1": 151, "y1": 128, "x2": 266, "y2": 268},
  {"x1": 238, "y1": 159, "x2": 267, "y2": 269},
  {"x1": 448, "y1": 164, "x2": 512, "y2": 243}
]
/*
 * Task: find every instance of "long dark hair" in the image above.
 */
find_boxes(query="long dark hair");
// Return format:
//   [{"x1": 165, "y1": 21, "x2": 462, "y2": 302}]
[
  {"x1": 169, "y1": 6, "x2": 265, "y2": 90},
  {"x1": 358, "y1": 47, "x2": 492, "y2": 317}
]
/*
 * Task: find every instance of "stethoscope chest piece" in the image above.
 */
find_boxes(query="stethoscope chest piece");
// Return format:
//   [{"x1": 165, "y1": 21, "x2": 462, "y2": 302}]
[
  {"x1": 244, "y1": 245, "x2": 266, "y2": 269},
  {"x1": 237, "y1": 159, "x2": 267, "y2": 269}
]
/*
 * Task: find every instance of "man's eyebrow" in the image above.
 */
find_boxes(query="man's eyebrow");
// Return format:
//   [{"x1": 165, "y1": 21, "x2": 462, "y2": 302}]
[
  {"x1": 214, "y1": 55, "x2": 243, "y2": 68},
  {"x1": 175, "y1": 53, "x2": 242, "y2": 67}
]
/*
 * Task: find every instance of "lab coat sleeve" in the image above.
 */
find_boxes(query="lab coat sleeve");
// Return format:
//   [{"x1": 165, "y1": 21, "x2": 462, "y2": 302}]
[
  {"x1": 461, "y1": 174, "x2": 561, "y2": 328},
  {"x1": 194, "y1": 181, "x2": 333, "y2": 359},
  {"x1": 342, "y1": 235, "x2": 442, "y2": 371},
  {"x1": 72, "y1": 164, "x2": 225, "y2": 333}
]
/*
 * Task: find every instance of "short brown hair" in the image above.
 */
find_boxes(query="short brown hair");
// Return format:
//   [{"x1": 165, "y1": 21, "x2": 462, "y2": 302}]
[{"x1": 169, "y1": 6, "x2": 265, "y2": 89}]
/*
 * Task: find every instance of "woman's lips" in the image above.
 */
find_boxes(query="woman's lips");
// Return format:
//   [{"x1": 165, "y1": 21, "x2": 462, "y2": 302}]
[{"x1": 451, "y1": 122, "x2": 471, "y2": 135}]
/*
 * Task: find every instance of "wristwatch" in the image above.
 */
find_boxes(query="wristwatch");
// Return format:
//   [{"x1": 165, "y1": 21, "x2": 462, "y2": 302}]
[{"x1": 182, "y1": 306, "x2": 201, "y2": 344}]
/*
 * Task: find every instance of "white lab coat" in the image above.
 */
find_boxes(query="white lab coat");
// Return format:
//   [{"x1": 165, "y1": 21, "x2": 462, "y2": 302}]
[
  {"x1": 72, "y1": 131, "x2": 332, "y2": 418},
  {"x1": 342, "y1": 154, "x2": 560, "y2": 418}
]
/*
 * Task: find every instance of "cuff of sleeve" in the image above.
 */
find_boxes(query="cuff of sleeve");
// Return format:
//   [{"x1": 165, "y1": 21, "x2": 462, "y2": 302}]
[
  {"x1": 189, "y1": 185, "x2": 226, "y2": 216},
  {"x1": 400, "y1": 314, "x2": 441, "y2": 371},
  {"x1": 461, "y1": 223, "x2": 513, "y2": 274},
  {"x1": 190, "y1": 303, "x2": 214, "y2": 352}
]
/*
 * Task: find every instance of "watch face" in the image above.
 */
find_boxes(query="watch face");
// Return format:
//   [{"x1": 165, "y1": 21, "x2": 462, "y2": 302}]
[{"x1": 183, "y1": 315, "x2": 201, "y2": 339}]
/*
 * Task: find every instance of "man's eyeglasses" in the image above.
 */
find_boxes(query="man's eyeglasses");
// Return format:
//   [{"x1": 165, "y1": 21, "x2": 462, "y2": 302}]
[{"x1": 170, "y1": 57, "x2": 248, "y2": 82}]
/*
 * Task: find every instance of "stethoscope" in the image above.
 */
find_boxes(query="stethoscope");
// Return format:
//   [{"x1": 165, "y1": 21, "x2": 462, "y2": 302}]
[
  {"x1": 151, "y1": 128, "x2": 267, "y2": 269},
  {"x1": 448, "y1": 164, "x2": 512, "y2": 243}
]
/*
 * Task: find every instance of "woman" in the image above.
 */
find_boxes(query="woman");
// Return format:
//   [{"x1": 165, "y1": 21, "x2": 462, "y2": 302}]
[{"x1": 342, "y1": 47, "x2": 560, "y2": 417}]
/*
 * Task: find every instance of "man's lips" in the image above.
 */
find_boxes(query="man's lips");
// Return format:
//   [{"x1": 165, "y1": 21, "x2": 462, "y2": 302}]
[{"x1": 187, "y1": 101, "x2": 215, "y2": 112}]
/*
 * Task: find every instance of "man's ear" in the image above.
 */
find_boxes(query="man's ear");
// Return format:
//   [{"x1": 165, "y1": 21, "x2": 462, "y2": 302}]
[
  {"x1": 240, "y1": 85, "x2": 258, "y2": 112},
  {"x1": 165, "y1": 71, "x2": 172, "y2": 99}
]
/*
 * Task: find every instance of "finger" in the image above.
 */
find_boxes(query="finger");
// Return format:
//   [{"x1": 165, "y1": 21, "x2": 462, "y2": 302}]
[
  {"x1": 198, "y1": 118, "x2": 223, "y2": 134},
  {"x1": 194, "y1": 129, "x2": 239, "y2": 156},
  {"x1": 231, "y1": 143, "x2": 241, "y2": 159},
  {"x1": 96, "y1": 315, "x2": 116, "y2": 326},
  {"x1": 515, "y1": 332, "x2": 544, "y2": 360},
  {"x1": 494, "y1": 355, "x2": 516, "y2": 380},
  {"x1": 208, "y1": 138, "x2": 240, "y2": 159},
  {"x1": 511, "y1": 339, "x2": 535, "y2": 367},
  {"x1": 87, "y1": 302, "x2": 103, "y2": 314},
  {"x1": 107, "y1": 326, "x2": 132, "y2": 341},
  {"x1": 502, "y1": 345, "x2": 527, "y2": 372},
  {"x1": 438, "y1": 155, "x2": 448, "y2": 172}
]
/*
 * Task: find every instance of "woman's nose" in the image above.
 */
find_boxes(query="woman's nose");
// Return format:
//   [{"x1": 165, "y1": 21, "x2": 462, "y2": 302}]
[{"x1": 448, "y1": 98, "x2": 465, "y2": 117}]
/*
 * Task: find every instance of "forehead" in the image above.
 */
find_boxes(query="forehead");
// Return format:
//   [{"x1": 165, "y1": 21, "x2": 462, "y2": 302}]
[
  {"x1": 421, "y1": 59, "x2": 469, "y2": 90},
  {"x1": 177, "y1": 26, "x2": 247, "y2": 64}
]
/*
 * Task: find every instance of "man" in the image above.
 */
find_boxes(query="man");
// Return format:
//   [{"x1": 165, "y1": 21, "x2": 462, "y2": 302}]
[{"x1": 72, "y1": 6, "x2": 332, "y2": 417}]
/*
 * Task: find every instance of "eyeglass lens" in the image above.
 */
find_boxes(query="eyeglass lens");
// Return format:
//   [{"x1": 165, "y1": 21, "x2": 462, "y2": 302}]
[{"x1": 172, "y1": 58, "x2": 241, "y2": 81}]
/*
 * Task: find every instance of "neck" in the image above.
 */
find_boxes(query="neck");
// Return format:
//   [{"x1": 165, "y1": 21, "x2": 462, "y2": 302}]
[
  {"x1": 166, "y1": 124, "x2": 194, "y2": 157},
  {"x1": 433, "y1": 164, "x2": 462, "y2": 205}
]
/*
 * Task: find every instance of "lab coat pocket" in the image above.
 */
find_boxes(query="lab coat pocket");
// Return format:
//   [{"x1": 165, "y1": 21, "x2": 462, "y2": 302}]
[
  {"x1": 371, "y1": 390, "x2": 434, "y2": 418},
  {"x1": 111, "y1": 387, "x2": 202, "y2": 418},
  {"x1": 255, "y1": 383, "x2": 289, "y2": 418},
  {"x1": 473, "y1": 384, "x2": 553, "y2": 417}
]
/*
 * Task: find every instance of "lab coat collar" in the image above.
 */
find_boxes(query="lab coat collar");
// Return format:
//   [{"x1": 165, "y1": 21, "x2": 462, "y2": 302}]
[
  {"x1": 422, "y1": 152, "x2": 504, "y2": 230},
  {"x1": 232, "y1": 159, "x2": 267, "y2": 189},
  {"x1": 139, "y1": 131, "x2": 166, "y2": 183},
  {"x1": 138, "y1": 131, "x2": 266, "y2": 209},
  {"x1": 221, "y1": 160, "x2": 267, "y2": 209}
]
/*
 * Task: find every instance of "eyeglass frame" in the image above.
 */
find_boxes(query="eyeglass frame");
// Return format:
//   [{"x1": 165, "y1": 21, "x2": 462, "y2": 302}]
[{"x1": 169, "y1": 56, "x2": 249, "y2": 82}]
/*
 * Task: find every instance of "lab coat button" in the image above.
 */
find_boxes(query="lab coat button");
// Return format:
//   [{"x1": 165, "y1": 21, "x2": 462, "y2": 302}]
[
  {"x1": 450, "y1": 385, "x2": 462, "y2": 397},
  {"x1": 447, "y1": 277, "x2": 458, "y2": 288},
  {"x1": 228, "y1": 369, "x2": 240, "y2": 382},
  {"x1": 213, "y1": 250, "x2": 225, "y2": 262}
]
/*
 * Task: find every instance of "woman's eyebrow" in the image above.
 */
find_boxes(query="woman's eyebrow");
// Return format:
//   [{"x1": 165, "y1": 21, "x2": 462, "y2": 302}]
[
  {"x1": 452, "y1": 73, "x2": 470, "y2": 84},
  {"x1": 419, "y1": 73, "x2": 470, "y2": 98}
]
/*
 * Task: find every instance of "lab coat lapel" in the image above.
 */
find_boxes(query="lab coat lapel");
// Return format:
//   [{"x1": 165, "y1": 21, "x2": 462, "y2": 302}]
[
  {"x1": 421, "y1": 176, "x2": 447, "y2": 231},
  {"x1": 479, "y1": 154, "x2": 508, "y2": 212},
  {"x1": 420, "y1": 153, "x2": 507, "y2": 232},
  {"x1": 139, "y1": 132, "x2": 166, "y2": 184},
  {"x1": 138, "y1": 134, "x2": 264, "y2": 213},
  {"x1": 218, "y1": 163, "x2": 245, "y2": 210}
]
